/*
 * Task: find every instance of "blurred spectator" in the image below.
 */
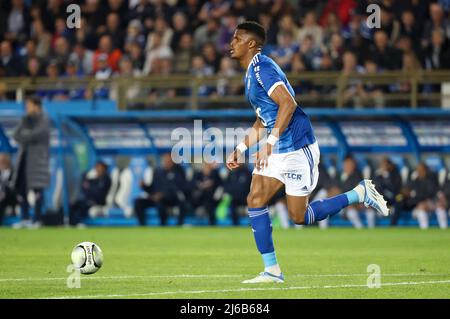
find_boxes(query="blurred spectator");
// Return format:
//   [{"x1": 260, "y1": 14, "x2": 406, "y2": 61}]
[
  {"x1": 173, "y1": 33, "x2": 194, "y2": 74},
  {"x1": 372, "y1": 158, "x2": 402, "y2": 226},
  {"x1": 93, "y1": 34, "x2": 122, "y2": 73},
  {"x1": 201, "y1": 42, "x2": 221, "y2": 73},
  {"x1": 127, "y1": 41, "x2": 145, "y2": 71},
  {"x1": 63, "y1": 59, "x2": 86, "y2": 100},
  {"x1": 277, "y1": 14, "x2": 299, "y2": 45},
  {"x1": 357, "y1": 58, "x2": 385, "y2": 108},
  {"x1": 5, "y1": 0, "x2": 30, "y2": 44},
  {"x1": 326, "y1": 33, "x2": 344, "y2": 70},
  {"x1": 69, "y1": 161, "x2": 111, "y2": 227},
  {"x1": 436, "y1": 174, "x2": 450, "y2": 229},
  {"x1": 320, "y1": 0, "x2": 356, "y2": 27},
  {"x1": 339, "y1": 156, "x2": 371, "y2": 228},
  {"x1": 37, "y1": 60, "x2": 68, "y2": 101},
  {"x1": 170, "y1": 11, "x2": 191, "y2": 51},
  {"x1": 198, "y1": 0, "x2": 230, "y2": 23},
  {"x1": 69, "y1": 43, "x2": 94, "y2": 76},
  {"x1": 399, "y1": 9, "x2": 422, "y2": 55},
  {"x1": 31, "y1": 19, "x2": 52, "y2": 60},
  {"x1": 0, "y1": 153, "x2": 16, "y2": 225},
  {"x1": 217, "y1": 14, "x2": 239, "y2": 55},
  {"x1": 322, "y1": 12, "x2": 342, "y2": 45},
  {"x1": 269, "y1": 31, "x2": 299, "y2": 71},
  {"x1": 90, "y1": 54, "x2": 112, "y2": 99},
  {"x1": 223, "y1": 164, "x2": 252, "y2": 226},
  {"x1": 100, "y1": 12, "x2": 126, "y2": 50},
  {"x1": 25, "y1": 56, "x2": 42, "y2": 78},
  {"x1": 298, "y1": 11, "x2": 324, "y2": 46},
  {"x1": 190, "y1": 162, "x2": 222, "y2": 225},
  {"x1": 230, "y1": 0, "x2": 260, "y2": 21},
  {"x1": 133, "y1": 153, "x2": 189, "y2": 226},
  {"x1": 193, "y1": 18, "x2": 221, "y2": 51},
  {"x1": 370, "y1": 30, "x2": 402, "y2": 70},
  {"x1": 422, "y1": 2, "x2": 450, "y2": 49},
  {"x1": 422, "y1": 29, "x2": 450, "y2": 70},
  {"x1": 216, "y1": 56, "x2": 239, "y2": 97},
  {"x1": 50, "y1": 37, "x2": 71, "y2": 73},
  {"x1": 12, "y1": 96, "x2": 50, "y2": 229},
  {"x1": 146, "y1": 15, "x2": 174, "y2": 52},
  {"x1": 143, "y1": 32, "x2": 173, "y2": 75},
  {"x1": 125, "y1": 19, "x2": 146, "y2": 53},
  {"x1": 298, "y1": 34, "x2": 323, "y2": 70},
  {"x1": 190, "y1": 55, "x2": 214, "y2": 97},
  {"x1": 379, "y1": 4, "x2": 400, "y2": 46},
  {"x1": 406, "y1": 163, "x2": 440, "y2": 229},
  {"x1": 1, "y1": 40, "x2": 23, "y2": 76}
]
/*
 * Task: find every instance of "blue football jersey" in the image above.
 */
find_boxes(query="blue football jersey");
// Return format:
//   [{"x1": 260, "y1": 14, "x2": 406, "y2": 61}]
[{"x1": 244, "y1": 53, "x2": 316, "y2": 153}]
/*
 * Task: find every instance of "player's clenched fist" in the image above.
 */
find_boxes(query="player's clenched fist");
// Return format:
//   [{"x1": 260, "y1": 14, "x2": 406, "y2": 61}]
[{"x1": 226, "y1": 149, "x2": 243, "y2": 170}]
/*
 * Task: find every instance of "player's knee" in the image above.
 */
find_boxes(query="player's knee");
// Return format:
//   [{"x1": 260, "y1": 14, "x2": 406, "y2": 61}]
[
  {"x1": 289, "y1": 207, "x2": 307, "y2": 225},
  {"x1": 247, "y1": 191, "x2": 268, "y2": 208}
]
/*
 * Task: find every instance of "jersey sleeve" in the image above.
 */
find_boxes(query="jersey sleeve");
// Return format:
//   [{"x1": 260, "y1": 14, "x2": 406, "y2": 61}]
[{"x1": 254, "y1": 60, "x2": 285, "y2": 96}]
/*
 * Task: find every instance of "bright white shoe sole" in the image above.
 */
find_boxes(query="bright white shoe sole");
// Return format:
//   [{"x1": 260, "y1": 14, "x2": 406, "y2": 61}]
[
  {"x1": 242, "y1": 272, "x2": 285, "y2": 284},
  {"x1": 360, "y1": 179, "x2": 389, "y2": 216}
]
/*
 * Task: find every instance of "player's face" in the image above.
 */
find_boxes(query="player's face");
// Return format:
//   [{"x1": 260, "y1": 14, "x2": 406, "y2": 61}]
[{"x1": 229, "y1": 30, "x2": 250, "y2": 60}]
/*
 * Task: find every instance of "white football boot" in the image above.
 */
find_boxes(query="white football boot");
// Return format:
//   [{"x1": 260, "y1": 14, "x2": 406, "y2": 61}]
[
  {"x1": 242, "y1": 272, "x2": 285, "y2": 284},
  {"x1": 359, "y1": 179, "x2": 389, "y2": 216}
]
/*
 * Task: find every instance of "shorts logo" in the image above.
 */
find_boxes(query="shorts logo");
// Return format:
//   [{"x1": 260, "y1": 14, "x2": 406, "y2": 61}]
[{"x1": 284, "y1": 172, "x2": 302, "y2": 180}]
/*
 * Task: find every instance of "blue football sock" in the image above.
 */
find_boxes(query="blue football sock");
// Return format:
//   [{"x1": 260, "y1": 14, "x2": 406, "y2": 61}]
[
  {"x1": 304, "y1": 189, "x2": 362, "y2": 225},
  {"x1": 248, "y1": 207, "x2": 278, "y2": 268}
]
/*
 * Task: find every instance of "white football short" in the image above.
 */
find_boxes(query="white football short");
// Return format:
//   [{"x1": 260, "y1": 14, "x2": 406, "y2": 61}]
[{"x1": 252, "y1": 141, "x2": 320, "y2": 196}]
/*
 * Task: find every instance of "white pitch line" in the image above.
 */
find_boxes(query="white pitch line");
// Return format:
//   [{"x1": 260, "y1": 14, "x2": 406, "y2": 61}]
[
  {"x1": 47, "y1": 279, "x2": 450, "y2": 299},
  {"x1": 0, "y1": 273, "x2": 448, "y2": 283}
]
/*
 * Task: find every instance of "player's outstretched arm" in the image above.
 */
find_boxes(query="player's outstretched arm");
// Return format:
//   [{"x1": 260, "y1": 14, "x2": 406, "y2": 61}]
[{"x1": 226, "y1": 118, "x2": 264, "y2": 170}]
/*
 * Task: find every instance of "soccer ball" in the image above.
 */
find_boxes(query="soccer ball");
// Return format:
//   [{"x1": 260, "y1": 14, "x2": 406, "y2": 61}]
[{"x1": 71, "y1": 242, "x2": 104, "y2": 275}]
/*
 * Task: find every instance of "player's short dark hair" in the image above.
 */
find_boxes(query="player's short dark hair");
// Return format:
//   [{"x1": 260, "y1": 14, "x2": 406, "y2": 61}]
[
  {"x1": 25, "y1": 95, "x2": 42, "y2": 108},
  {"x1": 236, "y1": 21, "x2": 266, "y2": 46}
]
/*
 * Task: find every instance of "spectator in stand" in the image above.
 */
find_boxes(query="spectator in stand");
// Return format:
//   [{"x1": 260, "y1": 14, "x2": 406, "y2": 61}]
[
  {"x1": 146, "y1": 15, "x2": 174, "y2": 52},
  {"x1": 37, "y1": 60, "x2": 68, "y2": 100},
  {"x1": 190, "y1": 162, "x2": 222, "y2": 226},
  {"x1": 298, "y1": 11, "x2": 323, "y2": 47},
  {"x1": 0, "y1": 40, "x2": 23, "y2": 76},
  {"x1": 298, "y1": 34, "x2": 323, "y2": 71},
  {"x1": 69, "y1": 42, "x2": 94, "y2": 76},
  {"x1": 63, "y1": 59, "x2": 86, "y2": 100},
  {"x1": 223, "y1": 164, "x2": 252, "y2": 226},
  {"x1": 101, "y1": 12, "x2": 126, "y2": 50},
  {"x1": 372, "y1": 158, "x2": 402, "y2": 226},
  {"x1": 422, "y1": 29, "x2": 450, "y2": 70},
  {"x1": 339, "y1": 156, "x2": 369, "y2": 228},
  {"x1": 0, "y1": 153, "x2": 16, "y2": 226},
  {"x1": 173, "y1": 33, "x2": 194, "y2": 74},
  {"x1": 216, "y1": 56, "x2": 239, "y2": 97},
  {"x1": 93, "y1": 34, "x2": 122, "y2": 73},
  {"x1": 277, "y1": 14, "x2": 299, "y2": 45},
  {"x1": 127, "y1": 41, "x2": 145, "y2": 72},
  {"x1": 269, "y1": 30, "x2": 299, "y2": 72},
  {"x1": 202, "y1": 42, "x2": 221, "y2": 73},
  {"x1": 358, "y1": 58, "x2": 385, "y2": 108},
  {"x1": 436, "y1": 173, "x2": 450, "y2": 229},
  {"x1": 407, "y1": 163, "x2": 440, "y2": 229},
  {"x1": 125, "y1": 19, "x2": 146, "y2": 53},
  {"x1": 190, "y1": 55, "x2": 214, "y2": 97},
  {"x1": 198, "y1": 0, "x2": 230, "y2": 24},
  {"x1": 422, "y1": 2, "x2": 450, "y2": 49},
  {"x1": 399, "y1": 9, "x2": 422, "y2": 55},
  {"x1": 379, "y1": 4, "x2": 400, "y2": 46},
  {"x1": 133, "y1": 153, "x2": 189, "y2": 226},
  {"x1": 5, "y1": 0, "x2": 30, "y2": 44},
  {"x1": 143, "y1": 32, "x2": 173, "y2": 75},
  {"x1": 217, "y1": 14, "x2": 239, "y2": 55},
  {"x1": 370, "y1": 30, "x2": 402, "y2": 70},
  {"x1": 193, "y1": 18, "x2": 221, "y2": 52},
  {"x1": 25, "y1": 56, "x2": 42, "y2": 78},
  {"x1": 50, "y1": 37, "x2": 71, "y2": 74},
  {"x1": 322, "y1": 12, "x2": 342, "y2": 45},
  {"x1": 69, "y1": 161, "x2": 111, "y2": 227},
  {"x1": 326, "y1": 32, "x2": 344, "y2": 70},
  {"x1": 31, "y1": 19, "x2": 52, "y2": 60},
  {"x1": 170, "y1": 11, "x2": 191, "y2": 52}
]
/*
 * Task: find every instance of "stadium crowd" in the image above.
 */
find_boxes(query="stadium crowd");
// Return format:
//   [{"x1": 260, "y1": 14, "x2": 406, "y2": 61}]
[{"x1": 1, "y1": 0, "x2": 450, "y2": 106}]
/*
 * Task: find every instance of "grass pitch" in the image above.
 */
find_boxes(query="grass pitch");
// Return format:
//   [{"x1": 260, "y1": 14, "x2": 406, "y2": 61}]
[{"x1": 1, "y1": 227, "x2": 449, "y2": 299}]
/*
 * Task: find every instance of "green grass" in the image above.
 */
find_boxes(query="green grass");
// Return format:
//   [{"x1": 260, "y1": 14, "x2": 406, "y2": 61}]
[{"x1": 1, "y1": 227, "x2": 450, "y2": 299}]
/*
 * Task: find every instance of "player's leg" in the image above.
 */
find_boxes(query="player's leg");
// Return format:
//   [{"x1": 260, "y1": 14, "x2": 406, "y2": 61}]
[
  {"x1": 286, "y1": 142, "x2": 389, "y2": 225},
  {"x1": 243, "y1": 174, "x2": 284, "y2": 283}
]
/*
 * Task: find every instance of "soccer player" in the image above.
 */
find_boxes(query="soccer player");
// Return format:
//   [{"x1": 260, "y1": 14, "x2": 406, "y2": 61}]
[{"x1": 226, "y1": 21, "x2": 389, "y2": 284}]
